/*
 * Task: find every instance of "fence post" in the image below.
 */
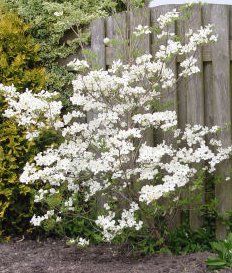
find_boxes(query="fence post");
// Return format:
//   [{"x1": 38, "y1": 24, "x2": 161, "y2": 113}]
[
  {"x1": 89, "y1": 18, "x2": 106, "y2": 208},
  {"x1": 129, "y1": 7, "x2": 154, "y2": 146},
  {"x1": 88, "y1": 18, "x2": 106, "y2": 122},
  {"x1": 186, "y1": 5, "x2": 205, "y2": 231},
  {"x1": 210, "y1": 5, "x2": 232, "y2": 239}
]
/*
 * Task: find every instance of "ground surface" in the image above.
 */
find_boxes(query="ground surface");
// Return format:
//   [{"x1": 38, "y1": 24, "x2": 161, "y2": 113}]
[{"x1": 0, "y1": 239, "x2": 231, "y2": 273}]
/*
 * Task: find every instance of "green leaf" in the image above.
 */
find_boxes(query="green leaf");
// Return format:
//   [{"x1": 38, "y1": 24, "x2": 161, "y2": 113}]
[{"x1": 206, "y1": 258, "x2": 227, "y2": 269}]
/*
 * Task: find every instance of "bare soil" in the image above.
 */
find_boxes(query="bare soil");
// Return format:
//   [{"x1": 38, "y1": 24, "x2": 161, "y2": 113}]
[{"x1": 0, "y1": 239, "x2": 231, "y2": 273}]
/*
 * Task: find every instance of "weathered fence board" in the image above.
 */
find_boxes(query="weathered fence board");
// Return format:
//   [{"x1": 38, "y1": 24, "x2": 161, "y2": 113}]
[
  {"x1": 211, "y1": 5, "x2": 232, "y2": 239},
  {"x1": 87, "y1": 18, "x2": 106, "y2": 123},
  {"x1": 91, "y1": 18, "x2": 106, "y2": 70},
  {"x1": 130, "y1": 8, "x2": 154, "y2": 146},
  {"x1": 106, "y1": 12, "x2": 128, "y2": 62},
  {"x1": 129, "y1": 7, "x2": 151, "y2": 56},
  {"x1": 186, "y1": 5, "x2": 205, "y2": 231},
  {"x1": 90, "y1": 4, "x2": 232, "y2": 238}
]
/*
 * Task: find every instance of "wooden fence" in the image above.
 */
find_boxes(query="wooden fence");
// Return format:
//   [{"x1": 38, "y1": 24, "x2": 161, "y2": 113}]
[{"x1": 90, "y1": 4, "x2": 232, "y2": 239}]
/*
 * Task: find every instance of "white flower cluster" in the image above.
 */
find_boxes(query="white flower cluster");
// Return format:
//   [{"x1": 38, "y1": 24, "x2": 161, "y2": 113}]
[
  {"x1": 67, "y1": 58, "x2": 89, "y2": 72},
  {"x1": 180, "y1": 56, "x2": 200, "y2": 77},
  {"x1": 0, "y1": 10, "x2": 226, "y2": 243},
  {"x1": 133, "y1": 111, "x2": 177, "y2": 130},
  {"x1": 0, "y1": 84, "x2": 62, "y2": 140},
  {"x1": 133, "y1": 25, "x2": 152, "y2": 36},
  {"x1": 155, "y1": 23, "x2": 217, "y2": 63},
  {"x1": 54, "y1": 11, "x2": 63, "y2": 17},
  {"x1": 96, "y1": 202, "x2": 142, "y2": 241},
  {"x1": 77, "y1": 237, "x2": 90, "y2": 247},
  {"x1": 30, "y1": 210, "x2": 54, "y2": 226},
  {"x1": 157, "y1": 9, "x2": 180, "y2": 29},
  {"x1": 67, "y1": 237, "x2": 89, "y2": 247},
  {"x1": 138, "y1": 123, "x2": 232, "y2": 205}
]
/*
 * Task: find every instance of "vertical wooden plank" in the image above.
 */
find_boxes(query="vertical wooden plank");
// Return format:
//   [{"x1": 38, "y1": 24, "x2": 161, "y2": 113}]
[
  {"x1": 204, "y1": 60, "x2": 215, "y2": 217},
  {"x1": 91, "y1": 18, "x2": 106, "y2": 70},
  {"x1": 176, "y1": 7, "x2": 189, "y2": 229},
  {"x1": 129, "y1": 8, "x2": 154, "y2": 146},
  {"x1": 106, "y1": 16, "x2": 115, "y2": 45},
  {"x1": 186, "y1": 5, "x2": 205, "y2": 231},
  {"x1": 202, "y1": 4, "x2": 215, "y2": 235},
  {"x1": 151, "y1": 5, "x2": 181, "y2": 229},
  {"x1": 88, "y1": 18, "x2": 106, "y2": 121},
  {"x1": 186, "y1": 5, "x2": 204, "y2": 128},
  {"x1": 210, "y1": 5, "x2": 232, "y2": 239},
  {"x1": 106, "y1": 12, "x2": 128, "y2": 64},
  {"x1": 89, "y1": 19, "x2": 106, "y2": 208},
  {"x1": 176, "y1": 8, "x2": 188, "y2": 133},
  {"x1": 105, "y1": 16, "x2": 116, "y2": 66},
  {"x1": 129, "y1": 7, "x2": 151, "y2": 57},
  {"x1": 204, "y1": 62, "x2": 214, "y2": 129}
]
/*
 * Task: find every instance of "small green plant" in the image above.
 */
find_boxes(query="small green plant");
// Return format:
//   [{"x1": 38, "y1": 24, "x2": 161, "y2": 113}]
[
  {"x1": 206, "y1": 233, "x2": 232, "y2": 270},
  {"x1": 168, "y1": 226, "x2": 214, "y2": 255}
]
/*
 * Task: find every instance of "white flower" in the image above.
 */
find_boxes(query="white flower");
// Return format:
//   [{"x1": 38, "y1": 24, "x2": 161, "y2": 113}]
[
  {"x1": 179, "y1": 56, "x2": 200, "y2": 77},
  {"x1": 67, "y1": 238, "x2": 76, "y2": 245},
  {"x1": 103, "y1": 37, "x2": 111, "y2": 45},
  {"x1": 157, "y1": 9, "x2": 180, "y2": 29},
  {"x1": 77, "y1": 237, "x2": 90, "y2": 247},
  {"x1": 54, "y1": 11, "x2": 63, "y2": 17},
  {"x1": 104, "y1": 203, "x2": 111, "y2": 210},
  {"x1": 133, "y1": 25, "x2": 151, "y2": 36},
  {"x1": 56, "y1": 216, "x2": 62, "y2": 222},
  {"x1": 30, "y1": 210, "x2": 54, "y2": 226},
  {"x1": 67, "y1": 58, "x2": 89, "y2": 72}
]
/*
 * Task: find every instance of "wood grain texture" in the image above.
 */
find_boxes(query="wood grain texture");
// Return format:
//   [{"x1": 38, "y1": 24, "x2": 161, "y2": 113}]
[
  {"x1": 210, "y1": 5, "x2": 232, "y2": 239},
  {"x1": 91, "y1": 18, "x2": 106, "y2": 70},
  {"x1": 88, "y1": 18, "x2": 106, "y2": 122},
  {"x1": 186, "y1": 5, "x2": 205, "y2": 231},
  {"x1": 129, "y1": 7, "x2": 151, "y2": 56},
  {"x1": 106, "y1": 12, "x2": 128, "y2": 64},
  {"x1": 202, "y1": 6, "x2": 215, "y2": 236},
  {"x1": 129, "y1": 8, "x2": 154, "y2": 146}
]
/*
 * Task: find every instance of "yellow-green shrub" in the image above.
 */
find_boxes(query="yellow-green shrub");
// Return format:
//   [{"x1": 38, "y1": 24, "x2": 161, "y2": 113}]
[{"x1": 0, "y1": 6, "x2": 47, "y2": 237}]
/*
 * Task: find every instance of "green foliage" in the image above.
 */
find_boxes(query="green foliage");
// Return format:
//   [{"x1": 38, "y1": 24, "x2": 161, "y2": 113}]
[
  {"x1": 206, "y1": 233, "x2": 232, "y2": 270},
  {"x1": 2, "y1": 1, "x2": 125, "y2": 96},
  {"x1": 3, "y1": 0, "x2": 145, "y2": 98},
  {"x1": 0, "y1": 8, "x2": 46, "y2": 90},
  {"x1": 38, "y1": 187, "x2": 102, "y2": 243},
  {"x1": 0, "y1": 6, "x2": 47, "y2": 237},
  {"x1": 168, "y1": 226, "x2": 214, "y2": 255},
  {"x1": 0, "y1": 121, "x2": 35, "y2": 236},
  {"x1": 111, "y1": 225, "x2": 214, "y2": 256}
]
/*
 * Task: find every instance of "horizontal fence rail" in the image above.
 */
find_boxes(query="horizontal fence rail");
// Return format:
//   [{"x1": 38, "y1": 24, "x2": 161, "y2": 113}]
[{"x1": 90, "y1": 4, "x2": 232, "y2": 239}]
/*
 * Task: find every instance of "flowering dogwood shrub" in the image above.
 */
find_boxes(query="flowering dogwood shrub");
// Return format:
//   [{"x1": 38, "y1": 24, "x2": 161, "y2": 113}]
[{"x1": 1, "y1": 9, "x2": 231, "y2": 243}]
